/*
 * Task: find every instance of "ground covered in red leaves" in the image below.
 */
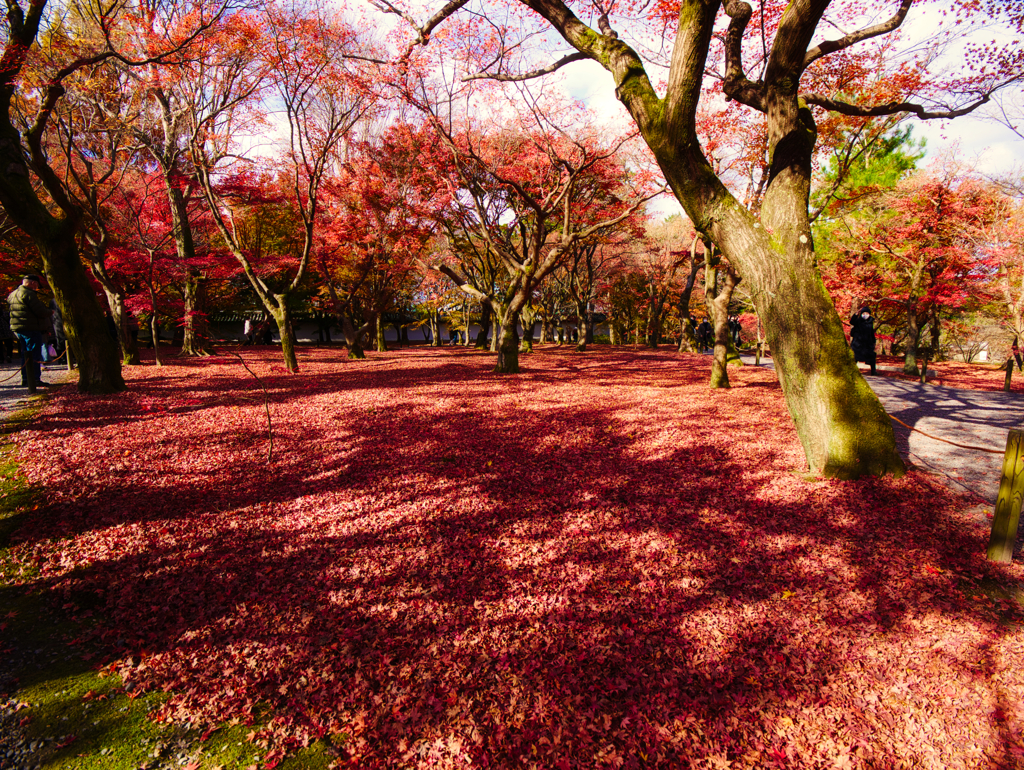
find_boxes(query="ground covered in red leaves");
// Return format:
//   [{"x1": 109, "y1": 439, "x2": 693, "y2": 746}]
[{"x1": 8, "y1": 347, "x2": 1024, "y2": 769}]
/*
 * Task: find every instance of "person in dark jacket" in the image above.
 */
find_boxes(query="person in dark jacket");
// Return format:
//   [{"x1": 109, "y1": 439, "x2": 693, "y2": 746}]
[
  {"x1": 696, "y1": 318, "x2": 713, "y2": 353},
  {"x1": 7, "y1": 274, "x2": 51, "y2": 392},
  {"x1": 0, "y1": 301, "x2": 13, "y2": 364},
  {"x1": 849, "y1": 305, "x2": 877, "y2": 376}
]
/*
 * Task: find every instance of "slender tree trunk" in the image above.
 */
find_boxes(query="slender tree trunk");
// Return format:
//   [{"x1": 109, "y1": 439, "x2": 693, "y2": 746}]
[
  {"x1": 429, "y1": 310, "x2": 441, "y2": 347},
  {"x1": 646, "y1": 296, "x2": 666, "y2": 347},
  {"x1": 476, "y1": 303, "x2": 491, "y2": 349},
  {"x1": 149, "y1": 314, "x2": 162, "y2": 367},
  {"x1": 165, "y1": 184, "x2": 214, "y2": 357},
  {"x1": 100, "y1": 286, "x2": 140, "y2": 366},
  {"x1": 929, "y1": 306, "x2": 942, "y2": 361},
  {"x1": 706, "y1": 264, "x2": 740, "y2": 388},
  {"x1": 575, "y1": 302, "x2": 589, "y2": 352},
  {"x1": 376, "y1": 314, "x2": 387, "y2": 352},
  {"x1": 903, "y1": 303, "x2": 921, "y2": 375}
]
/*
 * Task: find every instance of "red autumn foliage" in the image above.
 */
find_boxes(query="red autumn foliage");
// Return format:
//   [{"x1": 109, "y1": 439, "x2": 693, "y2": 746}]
[{"x1": 7, "y1": 348, "x2": 1024, "y2": 768}]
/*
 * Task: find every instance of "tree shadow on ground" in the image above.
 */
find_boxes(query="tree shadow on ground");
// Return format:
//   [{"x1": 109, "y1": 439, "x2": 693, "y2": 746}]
[{"x1": 7, "y1": 348, "x2": 1024, "y2": 768}]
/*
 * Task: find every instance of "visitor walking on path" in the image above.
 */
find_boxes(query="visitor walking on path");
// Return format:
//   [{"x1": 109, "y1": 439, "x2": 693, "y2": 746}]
[
  {"x1": 849, "y1": 306, "x2": 877, "y2": 375},
  {"x1": 7, "y1": 275, "x2": 52, "y2": 394}
]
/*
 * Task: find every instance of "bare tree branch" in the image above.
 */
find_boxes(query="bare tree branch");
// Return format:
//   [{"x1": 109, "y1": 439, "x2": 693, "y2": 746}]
[
  {"x1": 463, "y1": 52, "x2": 588, "y2": 82},
  {"x1": 802, "y1": 92, "x2": 994, "y2": 120},
  {"x1": 804, "y1": 0, "x2": 913, "y2": 68}
]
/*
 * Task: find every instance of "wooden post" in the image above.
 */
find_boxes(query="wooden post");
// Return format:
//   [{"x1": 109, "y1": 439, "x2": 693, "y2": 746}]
[
  {"x1": 1005, "y1": 358, "x2": 1014, "y2": 393},
  {"x1": 919, "y1": 354, "x2": 929, "y2": 384},
  {"x1": 987, "y1": 429, "x2": 1024, "y2": 563}
]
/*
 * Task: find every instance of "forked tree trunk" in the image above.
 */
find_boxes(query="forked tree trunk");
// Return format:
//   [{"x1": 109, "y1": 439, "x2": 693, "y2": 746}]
[
  {"x1": 559, "y1": 0, "x2": 905, "y2": 478},
  {"x1": 340, "y1": 314, "x2": 366, "y2": 359},
  {"x1": 165, "y1": 184, "x2": 214, "y2": 357}
]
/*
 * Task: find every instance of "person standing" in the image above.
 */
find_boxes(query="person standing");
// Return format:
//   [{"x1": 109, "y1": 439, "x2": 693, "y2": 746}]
[
  {"x1": 849, "y1": 305, "x2": 878, "y2": 376},
  {"x1": 8, "y1": 274, "x2": 52, "y2": 392},
  {"x1": 0, "y1": 300, "x2": 13, "y2": 364},
  {"x1": 696, "y1": 317, "x2": 713, "y2": 353}
]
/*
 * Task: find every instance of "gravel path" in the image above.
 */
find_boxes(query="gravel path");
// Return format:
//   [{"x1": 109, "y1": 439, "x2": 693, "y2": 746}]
[
  {"x1": 0, "y1": 360, "x2": 73, "y2": 420},
  {"x1": 740, "y1": 357, "x2": 1024, "y2": 508},
  {"x1": 870, "y1": 376, "x2": 1024, "y2": 506}
]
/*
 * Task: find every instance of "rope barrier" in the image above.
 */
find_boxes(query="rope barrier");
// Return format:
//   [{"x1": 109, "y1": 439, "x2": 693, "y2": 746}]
[
  {"x1": 889, "y1": 414, "x2": 1004, "y2": 455},
  {"x1": 0, "y1": 345, "x2": 68, "y2": 385}
]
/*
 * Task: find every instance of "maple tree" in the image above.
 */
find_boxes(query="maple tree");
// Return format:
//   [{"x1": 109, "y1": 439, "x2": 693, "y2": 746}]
[
  {"x1": 416, "y1": 82, "x2": 659, "y2": 373},
  {"x1": 188, "y1": 3, "x2": 372, "y2": 372},
  {"x1": 823, "y1": 162, "x2": 998, "y2": 375},
  {"x1": 315, "y1": 121, "x2": 442, "y2": 359},
  {"x1": 378, "y1": 0, "x2": 1024, "y2": 478},
  {"x1": 975, "y1": 193, "x2": 1024, "y2": 362}
]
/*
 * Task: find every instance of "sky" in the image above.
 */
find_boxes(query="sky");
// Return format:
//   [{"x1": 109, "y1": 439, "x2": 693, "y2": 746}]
[{"x1": 555, "y1": 59, "x2": 1024, "y2": 219}]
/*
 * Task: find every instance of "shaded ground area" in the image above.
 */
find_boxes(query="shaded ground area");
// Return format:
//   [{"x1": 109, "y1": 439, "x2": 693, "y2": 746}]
[{"x1": 2, "y1": 347, "x2": 1023, "y2": 769}]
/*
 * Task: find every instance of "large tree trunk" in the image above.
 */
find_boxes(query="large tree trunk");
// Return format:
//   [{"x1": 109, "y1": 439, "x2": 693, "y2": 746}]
[
  {"x1": 494, "y1": 302, "x2": 526, "y2": 373},
  {"x1": 42, "y1": 238, "x2": 125, "y2": 393},
  {"x1": 494, "y1": 318, "x2": 519, "y2": 373},
  {"x1": 0, "y1": 124, "x2": 124, "y2": 392}
]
